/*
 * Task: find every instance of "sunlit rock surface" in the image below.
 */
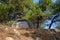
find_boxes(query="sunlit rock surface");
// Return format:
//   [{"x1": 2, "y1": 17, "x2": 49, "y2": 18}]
[
  {"x1": 0, "y1": 25, "x2": 60, "y2": 40},
  {"x1": 5, "y1": 37, "x2": 14, "y2": 40}
]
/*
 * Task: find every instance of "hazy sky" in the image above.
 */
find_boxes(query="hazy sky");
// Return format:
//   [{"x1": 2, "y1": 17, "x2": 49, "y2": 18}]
[
  {"x1": 34, "y1": 0, "x2": 39, "y2": 3},
  {"x1": 34, "y1": 0, "x2": 57, "y2": 3}
]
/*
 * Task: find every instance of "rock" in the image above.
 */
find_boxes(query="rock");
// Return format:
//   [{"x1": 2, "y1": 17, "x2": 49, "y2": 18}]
[
  {"x1": 13, "y1": 29, "x2": 20, "y2": 36},
  {"x1": 5, "y1": 27, "x2": 9, "y2": 32},
  {"x1": 12, "y1": 19, "x2": 34, "y2": 29},
  {"x1": 5, "y1": 37, "x2": 14, "y2": 40},
  {"x1": 20, "y1": 36, "x2": 34, "y2": 40},
  {"x1": 55, "y1": 29, "x2": 60, "y2": 32},
  {"x1": 36, "y1": 37, "x2": 42, "y2": 40}
]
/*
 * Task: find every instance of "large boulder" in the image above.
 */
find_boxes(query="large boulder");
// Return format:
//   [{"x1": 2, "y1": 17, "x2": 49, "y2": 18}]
[{"x1": 12, "y1": 19, "x2": 34, "y2": 28}]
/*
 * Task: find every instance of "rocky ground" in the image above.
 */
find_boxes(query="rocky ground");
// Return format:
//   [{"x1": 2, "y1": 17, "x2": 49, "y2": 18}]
[{"x1": 0, "y1": 25, "x2": 60, "y2": 40}]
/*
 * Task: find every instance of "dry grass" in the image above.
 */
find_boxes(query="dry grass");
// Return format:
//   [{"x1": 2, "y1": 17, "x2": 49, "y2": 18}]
[{"x1": 0, "y1": 25, "x2": 60, "y2": 40}]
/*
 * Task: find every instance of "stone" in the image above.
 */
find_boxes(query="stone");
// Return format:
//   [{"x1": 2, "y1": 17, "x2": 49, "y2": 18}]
[
  {"x1": 13, "y1": 29, "x2": 20, "y2": 36},
  {"x1": 5, "y1": 37, "x2": 14, "y2": 40}
]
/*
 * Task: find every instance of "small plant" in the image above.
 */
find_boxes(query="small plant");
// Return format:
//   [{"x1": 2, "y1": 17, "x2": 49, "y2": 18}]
[{"x1": 6, "y1": 20, "x2": 15, "y2": 26}]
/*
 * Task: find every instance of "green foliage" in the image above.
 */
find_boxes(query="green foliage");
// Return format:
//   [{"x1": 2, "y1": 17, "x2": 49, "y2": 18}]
[
  {"x1": 0, "y1": 0, "x2": 34, "y2": 22},
  {"x1": 24, "y1": 0, "x2": 54, "y2": 22},
  {"x1": 53, "y1": 0, "x2": 60, "y2": 14},
  {"x1": 39, "y1": 0, "x2": 54, "y2": 11},
  {"x1": 6, "y1": 20, "x2": 15, "y2": 26},
  {"x1": 0, "y1": 0, "x2": 60, "y2": 28},
  {"x1": 0, "y1": 3, "x2": 8, "y2": 21}
]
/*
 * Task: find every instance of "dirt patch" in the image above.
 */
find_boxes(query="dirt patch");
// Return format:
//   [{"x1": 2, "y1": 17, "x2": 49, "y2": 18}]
[{"x1": 0, "y1": 25, "x2": 60, "y2": 40}]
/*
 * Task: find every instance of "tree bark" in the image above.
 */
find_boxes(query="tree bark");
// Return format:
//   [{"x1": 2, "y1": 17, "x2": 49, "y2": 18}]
[{"x1": 36, "y1": 20, "x2": 40, "y2": 28}]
